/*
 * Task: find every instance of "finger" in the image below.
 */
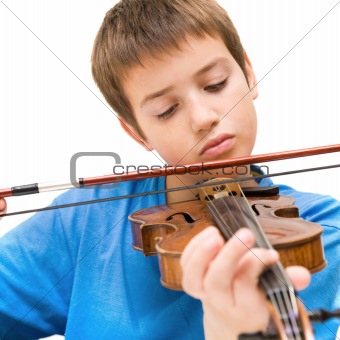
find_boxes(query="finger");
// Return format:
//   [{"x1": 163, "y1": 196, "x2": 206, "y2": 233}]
[
  {"x1": 0, "y1": 198, "x2": 6, "y2": 214},
  {"x1": 203, "y1": 228, "x2": 257, "y2": 292},
  {"x1": 181, "y1": 227, "x2": 224, "y2": 297},
  {"x1": 233, "y1": 247, "x2": 280, "y2": 283},
  {"x1": 285, "y1": 266, "x2": 311, "y2": 291},
  {"x1": 180, "y1": 226, "x2": 222, "y2": 268}
]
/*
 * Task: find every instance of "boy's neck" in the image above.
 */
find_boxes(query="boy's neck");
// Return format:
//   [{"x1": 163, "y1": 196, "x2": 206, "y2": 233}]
[{"x1": 166, "y1": 175, "x2": 199, "y2": 204}]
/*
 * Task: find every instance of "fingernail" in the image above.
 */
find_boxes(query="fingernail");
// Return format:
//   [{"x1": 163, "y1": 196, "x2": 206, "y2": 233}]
[
  {"x1": 269, "y1": 249, "x2": 279, "y2": 261},
  {"x1": 201, "y1": 226, "x2": 218, "y2": 239},
  {"x1": 204, "y1": 232, "x2": 220, "y2": 251}
]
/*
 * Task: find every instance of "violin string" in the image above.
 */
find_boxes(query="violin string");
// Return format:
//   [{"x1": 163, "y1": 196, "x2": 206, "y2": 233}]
[
  {"x1": 226, "y1": 193, "x2": 300, "y2": 340},
  {"x1": 204, "y1": 187, "x2": 283, "y2": 334},
  {"x1": 263, "y1": 281, "x2": 300, "y2": 340},
  {"x1": 226, "y1": 190, "x2": 302, "y2": 340},
  {"x1": 242, "y1": 201, "x2": 301, "y2": 340},
  {"x1": 264, "y1": 280, "x2": 302, "y2": 340},
  {"x1": 202, "y1": 184, "x2": 303, "y2": 339},
  {"x1": 223, "y1": 189, "x2": 297, "y2": 339},
  {"x1": 263, "y1": 282, "x2": 289, "y2": 339},
  {"x1": 252, "y1": 223, "x2": 302, "y2": 338}
]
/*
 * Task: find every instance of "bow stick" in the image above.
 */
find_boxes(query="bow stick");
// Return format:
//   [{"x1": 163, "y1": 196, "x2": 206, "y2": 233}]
[{"x1": 1, "y1": 144, "x2": 339, "y2": 198}]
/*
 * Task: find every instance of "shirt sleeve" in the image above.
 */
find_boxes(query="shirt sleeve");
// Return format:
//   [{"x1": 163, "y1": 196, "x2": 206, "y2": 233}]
[{"x1": 0, "y1": 204, "x2": 75, "y2": 339}]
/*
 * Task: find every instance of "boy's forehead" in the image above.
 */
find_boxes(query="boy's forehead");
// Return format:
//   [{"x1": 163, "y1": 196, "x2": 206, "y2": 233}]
[
  {"x1": 124, "y1": 35, "x2": 234, "y2": 83},
  {"x1": 122, "y1": 35, "x2": 238, "y2": 109},
  {"x1": 127, "y1": 37, "x2": 195, "y2": 72}
]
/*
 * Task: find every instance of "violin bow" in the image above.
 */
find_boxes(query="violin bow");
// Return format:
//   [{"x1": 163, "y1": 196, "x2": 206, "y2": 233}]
[{"x1": 0, "y1": 144, "x2": 339, "y2": 217}]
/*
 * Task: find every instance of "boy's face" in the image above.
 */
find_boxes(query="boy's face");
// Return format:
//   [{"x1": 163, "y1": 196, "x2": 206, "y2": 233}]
[{"x1": 122, "y1": 35, "x2": 258, "y2": 182}]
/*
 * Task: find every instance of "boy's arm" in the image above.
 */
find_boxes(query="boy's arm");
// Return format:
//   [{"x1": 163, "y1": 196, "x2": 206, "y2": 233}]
[
  {"x1": 180, "y1": 226, "x2": 311, "y2": 340},
  {"x1": 0, "y1": 201, "x2": 73, "y2": 338}
]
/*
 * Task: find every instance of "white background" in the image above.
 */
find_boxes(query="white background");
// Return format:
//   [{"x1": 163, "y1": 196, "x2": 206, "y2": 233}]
[{"x1": 0, "y1": 1, "x2": 339, "y2": 336}]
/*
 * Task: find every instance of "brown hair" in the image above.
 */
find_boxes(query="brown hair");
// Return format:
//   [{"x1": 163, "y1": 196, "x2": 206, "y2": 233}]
[{"x1": 91, "y1": 0, "x2": 246, "y2": 140}]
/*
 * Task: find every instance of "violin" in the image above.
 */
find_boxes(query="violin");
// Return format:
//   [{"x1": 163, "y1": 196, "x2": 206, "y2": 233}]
[
  {"x1": 129, "y1": 179, "x2": 328, "y2": 339},
  {"x1": 129, "y1": 181, "x2": 326, "y2": 290}
]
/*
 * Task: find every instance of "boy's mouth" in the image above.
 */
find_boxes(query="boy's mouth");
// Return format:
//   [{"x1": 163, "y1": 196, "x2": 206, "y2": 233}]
[{"x1": 200, "y1": 134, "x2": 235, "y2": 158}]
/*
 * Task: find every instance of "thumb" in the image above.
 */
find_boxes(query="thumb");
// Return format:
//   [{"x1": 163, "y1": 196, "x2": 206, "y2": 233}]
[{"x1": 285, "y1": 266, "x2": 311, "y2": 291}]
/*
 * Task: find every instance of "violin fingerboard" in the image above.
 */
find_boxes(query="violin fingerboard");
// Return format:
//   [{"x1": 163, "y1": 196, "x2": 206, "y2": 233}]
[{"x1": 207, "y1": 195, "x2": 305, "y2": 340}]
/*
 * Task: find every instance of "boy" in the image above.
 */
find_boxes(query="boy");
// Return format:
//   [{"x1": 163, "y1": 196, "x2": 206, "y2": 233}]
[{"x1": 0, "y1": 0, "x2": 339, "y2": 339}]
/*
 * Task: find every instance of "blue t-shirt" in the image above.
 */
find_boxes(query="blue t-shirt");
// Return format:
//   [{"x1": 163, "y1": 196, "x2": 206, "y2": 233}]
[{"x1": 0, "y1": 175, "x2": 339, "y2": 339}]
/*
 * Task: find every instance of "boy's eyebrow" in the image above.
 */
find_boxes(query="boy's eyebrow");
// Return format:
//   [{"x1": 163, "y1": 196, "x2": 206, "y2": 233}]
[
  {"x1": 194, "y1": 57, "x2": 230, "y2": 79},
  {"x1": 140, "y1": 57, "x2": 230, "y2": 108},
  {"x1": 141, "y1": 86, "x2": 175, "y2": 108}
]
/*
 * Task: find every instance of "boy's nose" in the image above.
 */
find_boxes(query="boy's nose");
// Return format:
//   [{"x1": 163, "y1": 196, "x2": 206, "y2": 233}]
[{"x1": 190, "y1": 104, "x2": 219, "y2": 133}]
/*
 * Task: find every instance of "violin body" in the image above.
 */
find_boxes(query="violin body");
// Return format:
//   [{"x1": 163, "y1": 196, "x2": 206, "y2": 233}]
[{"x1": 129, "y1": 192, "x2": 326, "y2": 290}]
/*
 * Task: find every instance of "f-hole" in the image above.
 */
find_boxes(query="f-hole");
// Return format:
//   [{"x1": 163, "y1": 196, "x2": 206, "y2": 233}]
[
  {"x1": 166, "y1": 212, "x2": 195, "y2": 223},
  {"x1": 251, "y1": 204, "x2": 300, "y2": 218},
  {"x1": 251, "y1": 204, "x2": 270, "y2": 216}
]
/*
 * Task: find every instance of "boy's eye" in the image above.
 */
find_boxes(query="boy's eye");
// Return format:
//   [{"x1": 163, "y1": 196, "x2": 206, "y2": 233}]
[
  {"x1": 157, "y1": 105, "x2": 177, "y2": 120},
  {"x1": 205, "y1": 78, "x2": 228, "y2": 92}
]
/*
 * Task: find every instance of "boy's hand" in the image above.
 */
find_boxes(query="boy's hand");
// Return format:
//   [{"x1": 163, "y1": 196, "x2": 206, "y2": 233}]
[
  {"x1": 180, "y1": 227, "x2": 311, "y2": 340},
  {"x1": 0, "y1": 198, "x2": 7, "y2": 220}
]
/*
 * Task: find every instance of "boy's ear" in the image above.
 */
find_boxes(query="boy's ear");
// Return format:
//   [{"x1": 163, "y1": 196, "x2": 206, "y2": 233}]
[
  {"x1": 244, "y1": 51, "x2": 258, "y2": 100},
  {"x1": 119, "y1": 119, "x2": 154, "y2": 151}
]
